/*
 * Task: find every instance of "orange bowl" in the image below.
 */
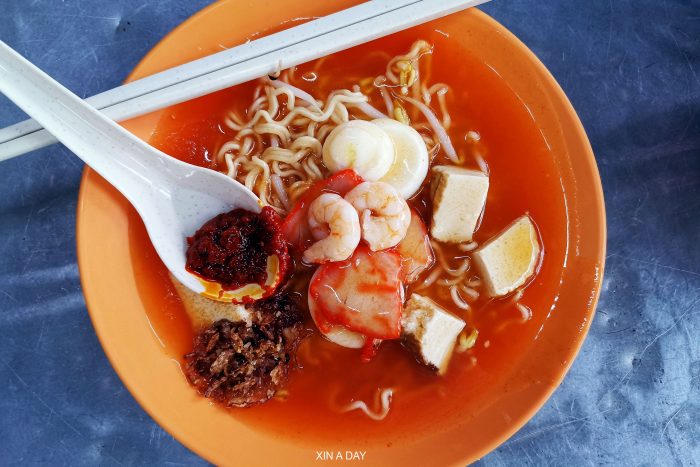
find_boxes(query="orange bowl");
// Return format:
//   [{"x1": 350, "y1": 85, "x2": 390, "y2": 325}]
[{"x1": 77, "y1": 1, "x2": 606, "y2": 465}]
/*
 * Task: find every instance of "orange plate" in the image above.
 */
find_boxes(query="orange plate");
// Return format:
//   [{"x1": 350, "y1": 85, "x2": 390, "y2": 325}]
[{"x1": 77, "y1": 1, "x2": 606, "y2": 465}]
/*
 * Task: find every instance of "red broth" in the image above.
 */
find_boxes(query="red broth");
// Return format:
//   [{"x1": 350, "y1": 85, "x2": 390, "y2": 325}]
[{"x1": 130, "y1": 29, "x2": 567, "y2": 445}]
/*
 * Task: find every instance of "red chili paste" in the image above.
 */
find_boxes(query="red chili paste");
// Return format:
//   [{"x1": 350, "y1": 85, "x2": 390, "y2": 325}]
[{"x1": 186, "y1": 206, "x2": 289, "y2": 292}]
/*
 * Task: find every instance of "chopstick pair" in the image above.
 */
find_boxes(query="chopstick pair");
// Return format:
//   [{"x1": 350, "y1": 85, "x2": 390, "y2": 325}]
[{"x1": 0, "y1": 0, "x2": 488, "y2": 162}]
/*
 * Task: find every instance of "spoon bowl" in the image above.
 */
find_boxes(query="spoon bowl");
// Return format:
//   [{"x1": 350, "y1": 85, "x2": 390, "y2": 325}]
[{"x1": 0, "y1": 41, "x2": 260, "y2": 296}]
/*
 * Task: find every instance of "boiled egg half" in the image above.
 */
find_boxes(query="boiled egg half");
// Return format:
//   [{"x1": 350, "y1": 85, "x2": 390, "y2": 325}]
[{"x1": 322, "y1": 118, "x2": 429, "y2": 199}]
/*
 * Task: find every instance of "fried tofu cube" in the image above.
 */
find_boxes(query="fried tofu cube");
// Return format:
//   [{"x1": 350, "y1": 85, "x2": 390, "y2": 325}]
[
  {"x1": 401, "y1": 294, "x2": 466, "y2": 374},
  {"x1": 430, "y1": 166, "x2": 489, "y2": 243},
  {"x1": 472, "y1": 215, "x2": 541, "y2": 297}
]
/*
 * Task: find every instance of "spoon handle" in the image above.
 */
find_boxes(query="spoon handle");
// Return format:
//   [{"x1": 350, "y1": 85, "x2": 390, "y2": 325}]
[{"x1": 0, "y1": 41, "x2": 164, "y2": 206}]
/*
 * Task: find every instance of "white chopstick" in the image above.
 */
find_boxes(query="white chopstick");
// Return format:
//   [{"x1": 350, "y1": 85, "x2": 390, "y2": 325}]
[
  {"x1": 0, "y1": 0, "x2": 488, "y2": 161},
  {"x1": 0, "y1": 0, "x2": 416, "y2": 146}
]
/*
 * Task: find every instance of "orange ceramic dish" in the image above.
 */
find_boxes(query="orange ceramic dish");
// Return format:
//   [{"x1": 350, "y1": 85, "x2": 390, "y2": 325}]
[{"x1": 76, "y1": 1, "x2": 606, "y2": 465}]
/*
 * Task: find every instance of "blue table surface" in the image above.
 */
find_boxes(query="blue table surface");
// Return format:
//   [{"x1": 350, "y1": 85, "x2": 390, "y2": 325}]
[{"x1": 1, "y1": 0, "x2": 698, "y2": 465}]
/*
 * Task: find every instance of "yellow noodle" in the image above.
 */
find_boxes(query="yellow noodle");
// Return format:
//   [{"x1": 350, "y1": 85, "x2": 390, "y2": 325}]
[
  {"x1": 438, "y1": 274, "x2": 467, "y2": 287},
  {"x1": 458, "y1": 284, "x2": 480, "y2": 301},
  {"x1": 450, "y1": 286, "x2": 471, "y2": 311},
  {"x1": 339, "y1": 388, "x2": 393, "y2": 421},
  {"x1": 213, "y1": 39, "x2": 485, "y2": 222}
]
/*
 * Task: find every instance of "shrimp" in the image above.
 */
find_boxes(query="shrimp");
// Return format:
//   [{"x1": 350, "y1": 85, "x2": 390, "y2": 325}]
[
  {"x1": 344, "y1": 181, "x2": 411, "y2": 251},
  {"x1": 303, "y1": 193, "x2": 361, "y2": 264}
]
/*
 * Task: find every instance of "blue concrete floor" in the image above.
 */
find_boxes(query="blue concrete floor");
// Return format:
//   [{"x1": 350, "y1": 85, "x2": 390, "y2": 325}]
[{"x1": 0, "y1": 1, "x2": 698, "y2": 465}]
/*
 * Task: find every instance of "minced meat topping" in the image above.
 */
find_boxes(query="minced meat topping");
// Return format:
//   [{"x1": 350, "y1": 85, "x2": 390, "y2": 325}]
[{"x1": 183, "y1": 292, "x2": 304, "y2": 407}]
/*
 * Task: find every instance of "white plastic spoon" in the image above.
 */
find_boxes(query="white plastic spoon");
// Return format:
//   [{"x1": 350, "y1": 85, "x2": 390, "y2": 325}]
[{"x1": 0, "y1": 41, "x2": 260, "y2": 298}]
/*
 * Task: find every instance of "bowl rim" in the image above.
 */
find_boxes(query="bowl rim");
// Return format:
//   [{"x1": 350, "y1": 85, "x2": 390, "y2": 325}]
[{"x1": 76, "y1": 2, "x2": 606, "y2": 464}]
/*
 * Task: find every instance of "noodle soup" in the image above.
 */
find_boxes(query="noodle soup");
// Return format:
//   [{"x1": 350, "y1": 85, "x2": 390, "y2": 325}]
[{"x1": 132, "y1": 27, "x2": 567, "y2": 444}]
